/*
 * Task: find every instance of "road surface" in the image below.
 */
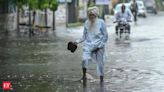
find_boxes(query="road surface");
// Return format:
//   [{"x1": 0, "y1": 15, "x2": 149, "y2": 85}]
[{"x1": 0, "y1": 12, "x2": 164, "y2": 92}]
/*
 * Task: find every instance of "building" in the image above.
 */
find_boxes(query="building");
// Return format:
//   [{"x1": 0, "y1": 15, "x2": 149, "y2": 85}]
[
  {"x1": 0, "y1": 0, "x2": 16, "y2": 14},
  {"x1": 0, "y1": 0, "x2": 16, "y2": 32}
]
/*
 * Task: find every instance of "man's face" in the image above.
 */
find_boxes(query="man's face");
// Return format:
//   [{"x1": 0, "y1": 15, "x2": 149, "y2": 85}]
[
  {"x1": 88, "y1": 13, "x2": 96, "y2": 22},
  {"x1": 121, "y1": 6, "x2": 125, "y2": 13}
]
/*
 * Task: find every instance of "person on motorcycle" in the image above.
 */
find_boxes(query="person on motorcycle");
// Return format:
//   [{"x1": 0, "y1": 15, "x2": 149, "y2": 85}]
[
  {"x1": 114, "y1": 4, "x2": 133, "y2": 36},
  {"x1": 130, "y1": 0, "x2": 138, "y2": 23}
]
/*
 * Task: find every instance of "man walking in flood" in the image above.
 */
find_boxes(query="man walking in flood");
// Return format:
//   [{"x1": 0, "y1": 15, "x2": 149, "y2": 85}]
[{"x1": 75, "y1": 6, "x2": 108, "y2": 82}]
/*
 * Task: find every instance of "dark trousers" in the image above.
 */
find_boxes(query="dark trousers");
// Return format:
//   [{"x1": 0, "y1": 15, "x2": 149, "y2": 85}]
[{"x1": 132, "y1": 11, "x2": 137, "y2": 22}]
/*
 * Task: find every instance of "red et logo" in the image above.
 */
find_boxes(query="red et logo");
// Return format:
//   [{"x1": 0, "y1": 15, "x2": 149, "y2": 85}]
[{"x1": 2, "y1": 81, "x2": 11, "y2": 90}]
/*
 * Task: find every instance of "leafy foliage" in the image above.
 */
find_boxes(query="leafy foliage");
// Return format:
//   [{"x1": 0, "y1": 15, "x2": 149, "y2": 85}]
[
  {"x1": 49, "y1": 0, "x2": 58, "y2": 11},
  {"x1": 28, "y1": 0, "x2": 39, "y2": 10},
  {"x1": 13, "y1": 0, "x2": 58, "y2": 11},
  {"x1": 15, "y1": 0, "x2": 27, "y2": 8}
]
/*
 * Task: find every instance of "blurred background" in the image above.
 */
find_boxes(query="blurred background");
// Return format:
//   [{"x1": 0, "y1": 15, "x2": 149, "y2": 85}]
[{"x1": 0, "y1": 0, "x2": 163, "y2": 36}]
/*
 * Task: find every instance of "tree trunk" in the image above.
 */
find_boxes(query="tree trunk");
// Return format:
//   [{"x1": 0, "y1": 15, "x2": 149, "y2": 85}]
[
  {"x1": 29, "y1": 10, "x2": 33, "y2": 36},
  {"x1": 32, "y1": 11, "x2": 36, "y2": 25},
  {"x1": 52, "y1": 10, "x2": 55, "y2": 30},
  {"x1": 45, "y1": 9, "x2": 48, "y2": 32},
  {"x1": 17, "y1": 6, "x2": 20, "y2": 34}
]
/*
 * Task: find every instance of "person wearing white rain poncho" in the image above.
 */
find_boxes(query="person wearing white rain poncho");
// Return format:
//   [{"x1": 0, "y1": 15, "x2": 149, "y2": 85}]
[{"x1": 75, "y1": 6, "x2": 108, "y2": 82}]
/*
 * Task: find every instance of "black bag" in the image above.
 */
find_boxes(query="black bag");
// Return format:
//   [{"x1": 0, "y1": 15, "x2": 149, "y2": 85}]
[{"x1": 67, "y1": 41, "x2": 77, "y2": 53}]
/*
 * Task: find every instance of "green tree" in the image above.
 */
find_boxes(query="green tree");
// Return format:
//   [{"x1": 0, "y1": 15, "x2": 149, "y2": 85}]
[
  {"x1": 27, "y1": 0, "x2": 39, "y2": 36},
  {"x1": 14, "y1": 0, "x2": 59, "y2": 36},
  {"x1": 38, "y1": 0, "x2": 50, "y2": 32},
  {"x1": 155, "y1": 0, "x2": 164, "y2": 11},
  {"x1": 119, "y1": 0, "x2": 128, "y2": 3},
  {"x1": 87, "y1": 0, "x2": 95, "y2": 7},
  {"x1": 49, "y1": 0, "x2": 58, "y2": 30}
]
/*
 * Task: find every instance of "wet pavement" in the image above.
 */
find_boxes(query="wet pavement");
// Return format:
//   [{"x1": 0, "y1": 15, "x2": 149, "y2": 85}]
[{"x1": 0, "y1": 12, "x2": 164, "y2": 92}]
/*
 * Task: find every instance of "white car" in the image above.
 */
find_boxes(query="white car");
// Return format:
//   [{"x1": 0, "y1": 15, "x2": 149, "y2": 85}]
[
  {"x1": 144, "y1": 0, "x2": 157, "y2": 14},
  {"x1": 114, "y1": 3, "x2": 131, "y2": 15},
  {"x1": 137, "y1": 1, "x2": 147, "y2": 17},
  {"x1": 129, "y1": 0, "x2": 147, "y2": 17}
]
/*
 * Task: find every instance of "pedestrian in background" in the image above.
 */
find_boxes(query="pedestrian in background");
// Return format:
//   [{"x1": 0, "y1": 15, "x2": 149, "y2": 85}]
[{"x1": 130, "y1": 0, "x2": 138, "y2": 24}]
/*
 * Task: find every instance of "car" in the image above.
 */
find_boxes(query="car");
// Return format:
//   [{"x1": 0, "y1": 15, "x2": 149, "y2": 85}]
[
  {"x1": 137, "y1": 1, "x2": 147, "y2": 17},
  {"x1": 144, "y1": 0, "x2": 157, "y2": 14},
  {"x1": 129, "y1": 0, "x2": 147, "y2": 17},
  {"x1": 113, "y1": 3, "x2": 131, "y2": 15}
]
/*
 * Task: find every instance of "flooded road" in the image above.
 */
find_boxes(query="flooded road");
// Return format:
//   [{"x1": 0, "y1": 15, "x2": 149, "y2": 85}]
[{"x1": 0, "y1": 12, "x2": 164, "y2": 92}]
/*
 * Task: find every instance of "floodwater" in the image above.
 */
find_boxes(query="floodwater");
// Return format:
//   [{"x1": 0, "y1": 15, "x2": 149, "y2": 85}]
[{"x1": 0, "y1": 12, "x2": 164, "y2": 92}]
